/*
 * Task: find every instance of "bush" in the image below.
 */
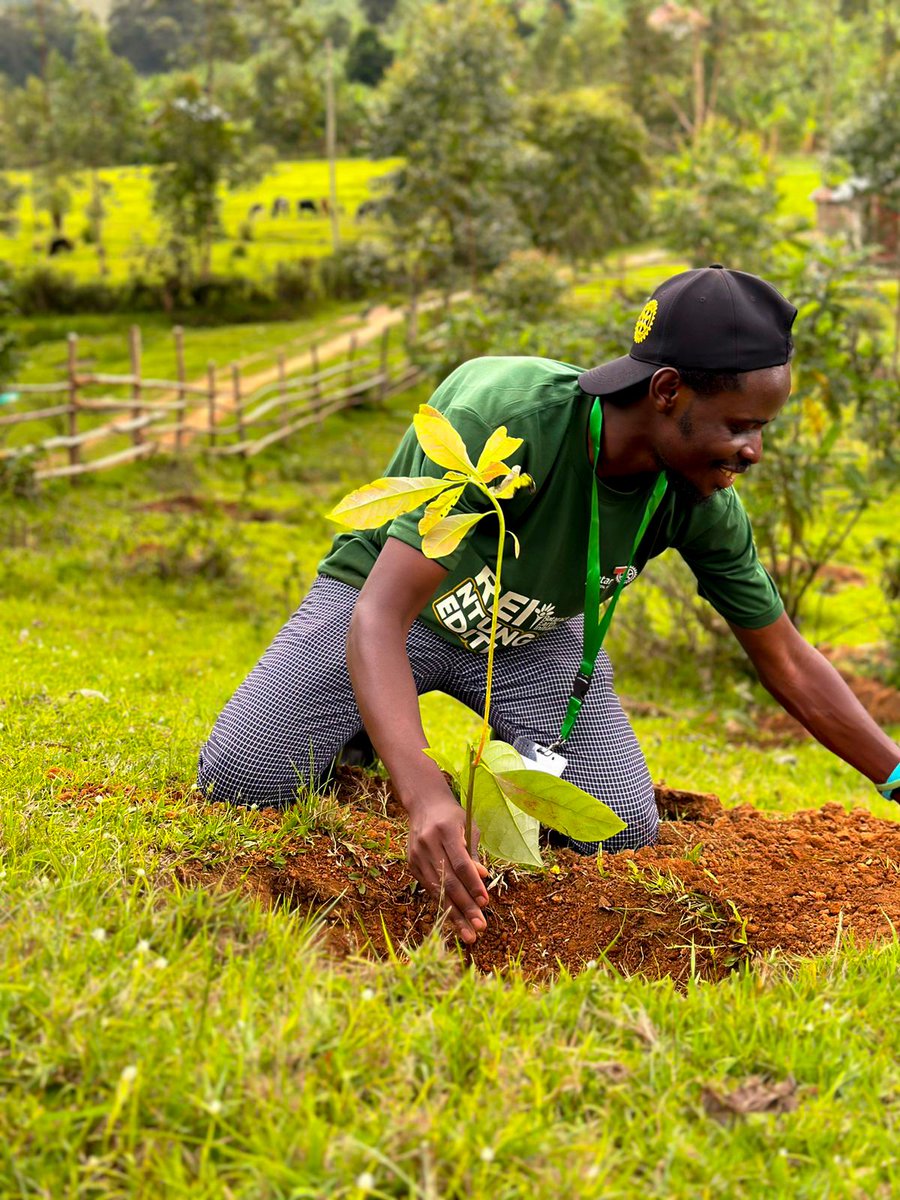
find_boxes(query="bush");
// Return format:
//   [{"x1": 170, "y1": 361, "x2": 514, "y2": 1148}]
[
  {"x1": 10, "y1": 246, "x2": 397, "y2": 320},
  {"x1": 481, "y1": 251, "x2": 567, "y2": 323},
  {"x1": 317, "y1": 240, "x2": 398, "y2": 301}
]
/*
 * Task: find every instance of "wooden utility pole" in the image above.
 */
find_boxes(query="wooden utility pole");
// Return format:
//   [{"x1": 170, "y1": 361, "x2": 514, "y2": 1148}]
[{"x1": 325, "y1": 38, "x2": 341, "y2": 250}]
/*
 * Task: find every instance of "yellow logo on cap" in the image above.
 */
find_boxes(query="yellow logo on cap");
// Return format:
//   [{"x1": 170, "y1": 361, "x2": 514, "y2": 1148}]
[{"x1": 633, "y1": 299, "x2": 658, "y2": 344}]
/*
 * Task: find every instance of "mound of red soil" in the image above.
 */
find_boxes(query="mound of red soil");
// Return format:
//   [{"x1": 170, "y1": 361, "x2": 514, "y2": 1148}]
[{"x1": 176, "y1": 772, "x2": 900, "y2": 986}]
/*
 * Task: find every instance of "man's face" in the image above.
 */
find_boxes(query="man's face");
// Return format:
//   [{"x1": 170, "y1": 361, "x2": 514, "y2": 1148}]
[{"x1": 653, "y1": 365, "x2": 792, "y2": 505}]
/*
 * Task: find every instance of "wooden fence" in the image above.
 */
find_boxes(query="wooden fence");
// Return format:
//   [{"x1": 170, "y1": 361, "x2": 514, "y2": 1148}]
[{"x1": 0, "y1": 321, "x2": 430, "y2": 482}]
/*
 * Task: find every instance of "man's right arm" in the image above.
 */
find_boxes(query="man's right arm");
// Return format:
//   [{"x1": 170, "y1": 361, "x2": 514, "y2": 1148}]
[{"x1": 346, "y1": 536, "x2": 490, "y2": 944}]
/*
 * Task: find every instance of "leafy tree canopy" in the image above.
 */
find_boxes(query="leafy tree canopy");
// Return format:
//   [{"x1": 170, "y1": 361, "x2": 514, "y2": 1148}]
[
  {"x1": 0, "y1": 0, "x2": 79, "y2": 85},
  {"x1": 832, "y1": 64, "x2": 900, "y2": 191},
  {"x1": 346, "y1": 26, "x2": 394, "y2": 88}
]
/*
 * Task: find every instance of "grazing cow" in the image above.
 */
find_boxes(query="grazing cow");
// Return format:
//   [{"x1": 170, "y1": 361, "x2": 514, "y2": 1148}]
[
  {"x1": 297, "y1": 198, "x2": 318, "y2": 215},
  {"x1": 48, "y1": 236, "x2": 74, "y2": 255},
  {"x1": 247, "y1": 203, "x2": 265, "y2": 219},
  {"x1": 355, "y1": 200, "x2": 378, "y2": 221},
  {"x1": 319, "y1": 197, "x2": 330, "y2": 216},
  {"x1": 270, "y1": 196, "x2": 290, "y2": 217}
]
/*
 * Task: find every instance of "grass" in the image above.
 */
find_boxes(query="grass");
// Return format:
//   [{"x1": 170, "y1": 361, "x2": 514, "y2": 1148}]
[
  {"x1": 2, "y1": 157, "x2": 401, "y2": 283},
  {"x1": 9, "y1": 300, "x2": 373, "y2": 386},
  {"x1": 2, "y1": 355, "x2": 899, "y2": 1193}
]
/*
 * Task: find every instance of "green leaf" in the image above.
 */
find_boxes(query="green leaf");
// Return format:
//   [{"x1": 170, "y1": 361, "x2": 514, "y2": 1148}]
[
  {"x1": 413, "y1": 404, "x2": 477, "y2": 476},
  {"x1": 328, "y1": 476, "x2": 455, "y2": 530},
  {"x1": 491, "y1": 769, "x2": 626, "y2": 842},
  {"x1": 421, "y1": 511, "x2": 487, "y2": 559},
  {"x1": 470, "y1": 761, "x2": 542, "y2": 867},
  {"x1": 422, "y1": 746, "x2": 461, "y2": 778}
]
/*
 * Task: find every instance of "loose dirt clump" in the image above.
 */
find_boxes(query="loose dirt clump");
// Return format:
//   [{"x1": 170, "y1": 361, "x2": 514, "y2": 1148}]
[{"x1": 175, "y1": 771, "x2": 900, "y2": 986}]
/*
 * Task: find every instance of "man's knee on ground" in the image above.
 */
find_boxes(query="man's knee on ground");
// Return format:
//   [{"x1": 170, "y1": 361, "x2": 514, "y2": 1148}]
[
  {"x1": 605, "y1": 799, "x2": 659, "y2": 854},
  {"x1": 196, "y1": 737, "x2": 311, "y2": 808}
]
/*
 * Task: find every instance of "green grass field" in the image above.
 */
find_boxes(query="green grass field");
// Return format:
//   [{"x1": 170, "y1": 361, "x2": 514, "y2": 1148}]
[
  {"x1": 2, "y1": 371, "x2": 899, "y2": 1194},
  {"x1": 2, "y1": 158, "x2": 401, "y2": 283}
]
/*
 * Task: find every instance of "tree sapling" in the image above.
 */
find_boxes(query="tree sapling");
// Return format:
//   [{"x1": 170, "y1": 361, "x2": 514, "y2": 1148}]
[{"x1": 329, "y1": 404, "x2": 625, "y2": 867}]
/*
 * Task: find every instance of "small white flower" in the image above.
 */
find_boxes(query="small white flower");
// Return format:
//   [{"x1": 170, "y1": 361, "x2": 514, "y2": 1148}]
[
  {"x1": 206, "y1": 1098, "x2": 223, "y2": 1115},
  {"x1": 136, "y1": 939, "x2": 151, "y2": 954},
  {"x1": 135, "y1": 868, "x2": 146, "y2": 878},
  {"x1": 778, "y1": 1148, "x2": 789, "y2": 1158},
  {"x1": 91, "y1": 928, "x2": 107, "y2": 943},
  {"x1": 585, "y1": 1164, "x2": 600, "y2": 1180},
  {"x1": 479, "y1": 1147, "x2": 495, "y2": 1163},
  {"x1": 356, "y1": 1172, "x2": 376, "y2": 1191},
  {"x1": 153, "y1": 957, "x2": 168, "y2": 970},
  {"x1": 585, "y1": 960, "x2": 597, "y2": 970},
  {"x1": 361, "y1": 987, "x2": 376, "y2": 1001},
  {"x1": 120, "y1": 1064, "x2": 138, "y2": 1083},
  {"x1": 822, "y1": 1002, "x2": 832, "y2": 1011}
]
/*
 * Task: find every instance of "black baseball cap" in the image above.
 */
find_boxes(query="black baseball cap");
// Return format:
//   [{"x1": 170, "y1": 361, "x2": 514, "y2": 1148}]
[{"x1": 578, "y1": 265, "x2": 798, "y2": 396}]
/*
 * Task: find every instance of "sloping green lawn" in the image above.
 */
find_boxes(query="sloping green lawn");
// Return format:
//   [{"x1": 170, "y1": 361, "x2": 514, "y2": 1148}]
[{"x1": 1, "y1": 382, "x2": 898, "y2": 1196}]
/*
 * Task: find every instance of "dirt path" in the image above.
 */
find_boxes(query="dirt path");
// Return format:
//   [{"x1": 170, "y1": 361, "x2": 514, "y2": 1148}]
[{"x1": 160, "y1": 292, "x2": 464, "y2": 449}]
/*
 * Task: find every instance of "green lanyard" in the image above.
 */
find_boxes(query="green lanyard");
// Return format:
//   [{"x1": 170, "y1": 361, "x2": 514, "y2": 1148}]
[{"x1": 555, "y1": 398, "x2": 668, "y2": 746}]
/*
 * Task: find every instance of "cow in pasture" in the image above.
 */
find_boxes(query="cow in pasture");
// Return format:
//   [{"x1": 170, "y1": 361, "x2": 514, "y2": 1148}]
[
  {"x1": 297, "y1": 198, "x2": 318, "y2": 215},
  {"x1": 270, "y1": 196, "x2": 290, "y2": 217},
  {"x1": 48, "y1": 236, "x2": 74, "y2": 255},
  {"x1": 247, "y1": 203, "x2": 265, "y2": 219}
]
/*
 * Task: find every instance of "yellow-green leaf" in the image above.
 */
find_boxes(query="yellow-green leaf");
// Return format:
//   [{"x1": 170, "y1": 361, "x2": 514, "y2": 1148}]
[
  {"x1": 476, "y1": 426, "x2": 523, "y2": 477},
  {"x1": 421, "y1": 511, "x2": 487, "y2": 559},
  {"x1": 413, "y1": 405, "x2": 477, "y2": 476},
  {"x1": 490, "y1": 466, "x2": 533, "y2": 500},
  {"x1": 328, "y1": 476, "x2": 454, "y2": 530},
  {"x1": 418, "y1": 483, "x2": 466, "y2": 536},
  {"x1": 470, "y1": 760, "x2": 543, "y2": 867},
  {"x1": 492, "y1": 769, "x2": 626, "y2": 842},
  {"x1": 478, "y1": 462, "x2": 508, "y2": 483}
]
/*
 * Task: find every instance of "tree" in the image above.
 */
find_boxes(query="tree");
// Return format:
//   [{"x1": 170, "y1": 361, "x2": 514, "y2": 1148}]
[
  {"x1": 0, "y1": 0, "x2": 79, "y2": 86},
  {"x1": 360, "y1": 0, "x2": 398, "y2": 25},
  {"x1": 516, "y1": 88, "x2": 651, "y2": 266},
  {"x1": 109, "y1": 0, "x2": 247, "y2": 91},
  {"x1": 653, "y1": 119, "x2": 788, "y2": 269},
  {"x1": 149, "y1": 78, "x2": 260, "y2": 288},
  {"x1": 3, "y1": 69, "x2": 72, "y2": 238},
  {"x1": 56, "y1": 18, "x2": 142, "y2": 276},
  {"x1": 372, "y1": 0, "x2": 525, "y2": 286},
  {"x1": 740, "y1": 244, "x2": 898, "y2": 625},
  {"x1": 832, "y1": 64, "x2": 900, "y2": 192},
  {"x1": 346, "y1": 27, "x2": 394, "y2": 87},
  {"x1": 244, "y1": 2, "x2": 322, "y2": 155}
]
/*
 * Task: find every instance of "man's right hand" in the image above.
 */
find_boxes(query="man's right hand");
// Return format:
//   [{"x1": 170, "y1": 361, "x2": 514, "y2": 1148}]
[{"x1": 406, "y1": 791, "x2": 490, "y2": 944}]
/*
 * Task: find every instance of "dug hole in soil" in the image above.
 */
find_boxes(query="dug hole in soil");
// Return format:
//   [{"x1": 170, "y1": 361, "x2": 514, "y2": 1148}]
[{"x1": 178, "y1": 766, "x2": 900, "y2": 986}]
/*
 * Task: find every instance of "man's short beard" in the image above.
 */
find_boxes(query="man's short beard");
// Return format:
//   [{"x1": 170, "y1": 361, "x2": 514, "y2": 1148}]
[{"x1": 653, "y1": 451, "x2": 715, "y2": 508}]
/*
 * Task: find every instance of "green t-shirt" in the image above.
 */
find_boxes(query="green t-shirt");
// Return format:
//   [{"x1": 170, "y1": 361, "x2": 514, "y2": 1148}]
[{"x1": 319, "y1": 356, "x2": 783, "y2": 652}]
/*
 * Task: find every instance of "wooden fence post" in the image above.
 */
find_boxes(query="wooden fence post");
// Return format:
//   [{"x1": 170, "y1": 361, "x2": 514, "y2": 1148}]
[
  {"x1": 66, "y1": 332, "x2": 80, "y2": 473},
  {"x1": 231, "y1": 362, "x2": 246, "y2": 454},
  {"x1": 277, "y1": 350, "x2": 288, "y2": 429},
  {"x1": 129, "y1": 324, "x2": 143, "y2": 445},
  {"x1": 207, "y1": 361, "x2": 217, "y2": 449},
  {"x1": 346, "y1": 333, "x2": 357, "y2": 397},
  {"x1": 174, "y1": 325, "x2": 186, "y2": 453},
  {"x1": 378, "y1": 327, "x2": 389, "y2": 404},
  {"x1": 310, "y1": 341, "x2": 322, "y2": 414}
]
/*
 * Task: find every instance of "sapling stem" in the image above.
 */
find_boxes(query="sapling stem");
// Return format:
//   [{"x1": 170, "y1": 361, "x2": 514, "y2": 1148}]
[
  {"x1": 474, "y1": 492, "x2": 507, "y2": 767},
  {"x1": 464, "y1": 742, "x2": 475, "y2": 854}
]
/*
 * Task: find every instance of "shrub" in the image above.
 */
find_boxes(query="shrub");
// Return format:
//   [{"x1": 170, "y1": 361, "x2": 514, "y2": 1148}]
[{"x1": 481, "y1": 251, "x2": 567, "y2": 323}]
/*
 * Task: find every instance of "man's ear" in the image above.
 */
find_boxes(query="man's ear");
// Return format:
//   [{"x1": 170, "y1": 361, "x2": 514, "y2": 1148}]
[{"x1": 648, "y1": 367, "x2": 681, "y2": 415}]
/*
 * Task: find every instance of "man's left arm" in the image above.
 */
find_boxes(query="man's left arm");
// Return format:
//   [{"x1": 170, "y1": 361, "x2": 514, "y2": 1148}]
[{"x1": 730, "y1": 612, "x2": 900, "y2": 791}]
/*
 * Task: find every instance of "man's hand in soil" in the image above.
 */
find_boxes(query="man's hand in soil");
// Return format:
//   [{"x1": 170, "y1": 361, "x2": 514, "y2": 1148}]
[
  {"x1": 406, "y1": 791, "x2": 490, "y2": 944},
  {"x1": 346, "y1": 539, "x2": 490, "y2": 944}
]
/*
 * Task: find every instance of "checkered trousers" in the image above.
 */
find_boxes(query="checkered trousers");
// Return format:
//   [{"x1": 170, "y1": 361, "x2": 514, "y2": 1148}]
[{"x1": 197, "y1": 576, "x2": 658, "y2": 854}]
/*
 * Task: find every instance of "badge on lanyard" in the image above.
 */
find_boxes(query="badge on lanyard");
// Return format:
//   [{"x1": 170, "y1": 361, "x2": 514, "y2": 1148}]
[{"x1": 512, "y1": 735, "x2": 568, "y2": 777}]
